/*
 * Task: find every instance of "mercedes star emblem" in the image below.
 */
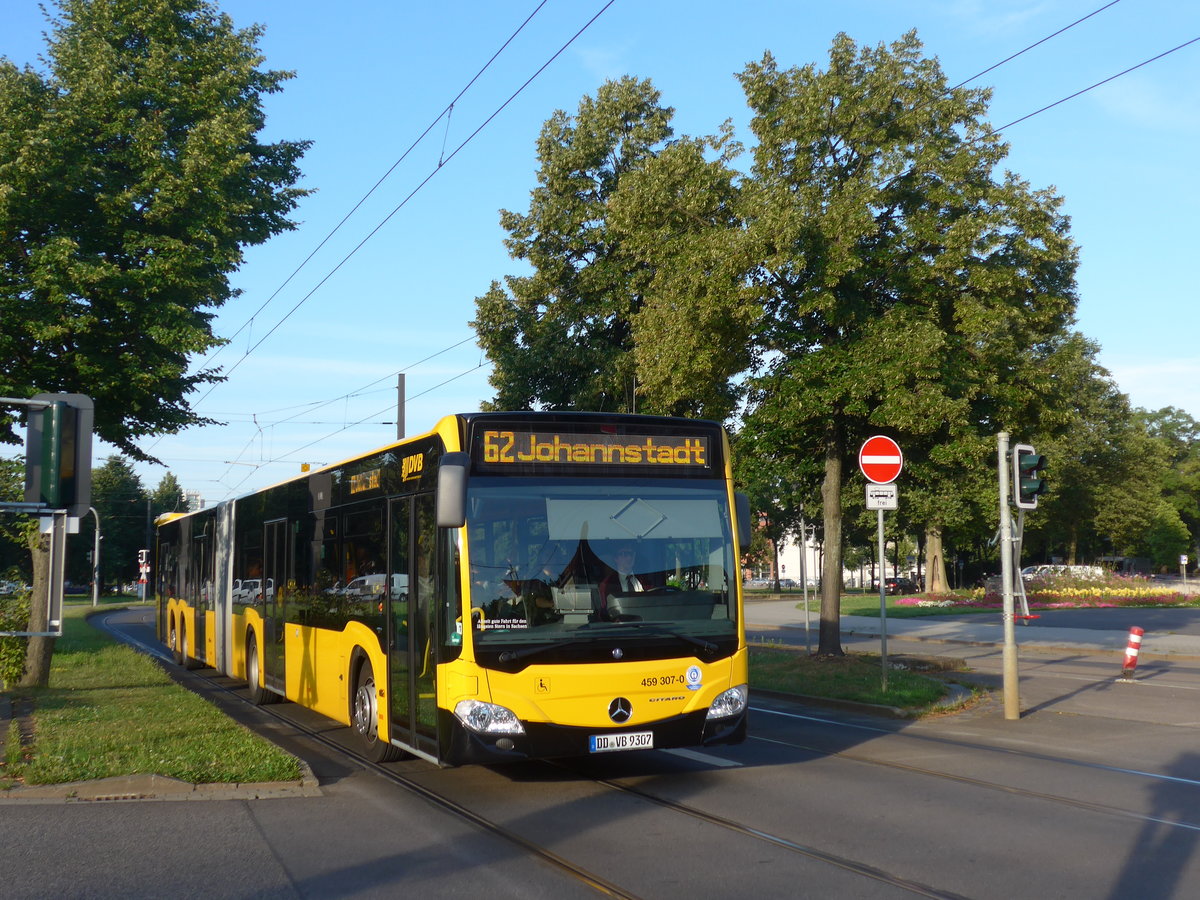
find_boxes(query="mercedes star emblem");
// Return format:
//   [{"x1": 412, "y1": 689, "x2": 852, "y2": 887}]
[{"x1": 608, "y1": 697, "x2": 633, "y2": 724}]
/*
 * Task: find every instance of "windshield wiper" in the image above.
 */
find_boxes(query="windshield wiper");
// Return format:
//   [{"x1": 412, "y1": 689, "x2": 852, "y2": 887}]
[
  {"x1": 494, "y1": 624, "x2": 722, "y2": 665},
  {"x1": 607, "y1": 622, "x2": 719, "y2": 655},
  {"x1": 497, "y1": 639, "x2": 584, "y2": 664}
]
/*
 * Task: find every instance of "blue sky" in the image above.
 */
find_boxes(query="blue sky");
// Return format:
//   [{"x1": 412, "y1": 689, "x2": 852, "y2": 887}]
[{"x1": 5, "y1": 0, "x2": 1197, "y2": 503}]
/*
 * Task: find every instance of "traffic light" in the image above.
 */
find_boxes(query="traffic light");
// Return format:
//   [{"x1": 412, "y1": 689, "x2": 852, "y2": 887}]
[
  {"x1": 1012, "y1": 443, "x2": 1047, "y2": 510},
  {"x1": 24, "y1": 393, "x2": 93, "y2": 517}
]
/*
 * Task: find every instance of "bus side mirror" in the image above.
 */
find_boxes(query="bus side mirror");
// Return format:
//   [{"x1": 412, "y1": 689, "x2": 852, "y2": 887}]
[
  {"x1": 735, "y1": 492, "x2": 751, "y2": 554},
  {"x1": 437, "y1": 453, "x2": 470, "y2": 528}
]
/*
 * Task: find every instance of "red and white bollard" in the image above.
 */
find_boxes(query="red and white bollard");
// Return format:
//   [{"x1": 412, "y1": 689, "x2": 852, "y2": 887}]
[{"x1": 1120, "y1": 626, "x2": 1145, "y2": 678}]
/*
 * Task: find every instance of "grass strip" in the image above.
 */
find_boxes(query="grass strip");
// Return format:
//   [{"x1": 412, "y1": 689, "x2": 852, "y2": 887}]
[
  {"x1": 749, "y1": 645, "x2": 950, "y2": 709},
  {"x1": 1, "y1": 604, "x2": 300, "y2": 788}
]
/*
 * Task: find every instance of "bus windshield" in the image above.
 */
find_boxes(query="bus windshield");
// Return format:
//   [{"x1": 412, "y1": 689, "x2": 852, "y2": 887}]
[{"x1": 465, "y1": 478, "x2": 737, "y2": 647}]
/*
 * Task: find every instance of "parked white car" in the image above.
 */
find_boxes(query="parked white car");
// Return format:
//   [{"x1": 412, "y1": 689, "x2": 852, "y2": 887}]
[
  {"x1": 1021, "y1": 565, "x2": 1104, "y2": 581},
  {"x1": 343, "y1": 574, "x2": 408, "y2": 600},
  {"x1": 232, "y1": 578, "x2": 271, "y2": 602}
]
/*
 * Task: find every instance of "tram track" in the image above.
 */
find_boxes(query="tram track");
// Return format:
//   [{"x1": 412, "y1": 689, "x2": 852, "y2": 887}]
[
  {"x1": 750, "y1": 705, "x2": 1200, "y2": 833},
  {"x1": 199, "y1": 664, "x2": 972, "y2": 899},
  {"x1": 550, "y1": 759, "x2": 973, "y2": 900},
  {"x1": 244, "y1": 676, "x2": 975, "y2": 900},
  {"x1": 195, "y1": 679, "x2": 644, "y2": 900},
  {"x1": 754, "y1": 705, "x2": 1200, "y2": 789}
]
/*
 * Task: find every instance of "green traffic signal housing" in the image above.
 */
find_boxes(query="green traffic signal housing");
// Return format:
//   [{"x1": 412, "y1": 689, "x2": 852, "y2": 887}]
[
  {"x1": 23, "y1": 393, "x2": 93, "y2": 516},
  {"x1": 1012, "y1": 443, "x2": 1047, "y2": 509}
]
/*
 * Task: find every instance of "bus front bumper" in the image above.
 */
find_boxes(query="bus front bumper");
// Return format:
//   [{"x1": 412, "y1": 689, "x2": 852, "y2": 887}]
[{"x1": 441, "y1": 707, "x2": 747, "y2": 766}]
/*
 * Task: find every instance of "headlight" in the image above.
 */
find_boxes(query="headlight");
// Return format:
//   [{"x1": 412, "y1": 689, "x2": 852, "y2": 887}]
[
  {"x1": 454, "y1": 699, "x2": 526, "y2": 735},
  {"x1": 706, "y1": 684, "x2": 748, "y2": 720}
]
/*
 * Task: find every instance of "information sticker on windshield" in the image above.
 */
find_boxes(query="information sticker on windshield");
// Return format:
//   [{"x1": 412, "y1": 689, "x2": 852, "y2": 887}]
[{"x1": 589, "y1": 731, "x2": 654, "y2": 753}]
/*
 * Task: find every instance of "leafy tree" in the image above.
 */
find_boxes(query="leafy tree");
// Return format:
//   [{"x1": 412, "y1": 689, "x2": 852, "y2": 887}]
[
  {"x1": 608, "y1": 127, "x2": 760, "y2": 421},
  {"x1": 1142, "y1": 407, "x2": 1200, "y2": 565},
  {"x1": 736, "y1": 33, "x2": 1080, "y2": 653},
  {"x1": 152, "y1": 472, "x2": 187, "y2": 518},
  {"x1": 472, "y1": 77, "x2": 673, "y2": 412},
  {"x1": 0, "y1": 456, "x2": 37, "y2": 687},
  {"x1": 0, "y1": 457, "x2": 32, "y2": 582},
  {"x1": 1, "y1": 0, "x2": 309, "y2": 453},
  {"x1": 78, "y1": 456, "x2": 149, "y2": 590},
  {"x1": 0, "y1": 0, "x2": 309, "y2": 685},
  {"x1": 1019, "y1": 362, "x2": 1133, "y2": 564}
]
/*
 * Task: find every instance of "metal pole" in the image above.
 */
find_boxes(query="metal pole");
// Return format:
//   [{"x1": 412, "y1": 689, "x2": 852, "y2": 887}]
[
  {"x1": 142, "y1": 498, "x2": 152, "y2": 603},
  {"x1": 49, "y1": 511, "x2": 66, "y2": 634},
  {"x1": 396, "y1": 373, "x2": 405, "y2": 441},
  {"x1": 1014, "y1": 509, "x2": 1030, "y2": 621},
  {"x1": 998, "y1": 432, "x2": 1019, "y2": 719},
  {"x1": 799, "y1": 513, "x2": 810, "y2": 654},
  {"x1": 0, "y1": 397, "x2": 51, "y2": 408},
  {"x1": 90, "y1": 506, "x2": 100, "y2": 607},
  {"x1": 877, "y1": 507, "x2": 888, "y2": 691}
]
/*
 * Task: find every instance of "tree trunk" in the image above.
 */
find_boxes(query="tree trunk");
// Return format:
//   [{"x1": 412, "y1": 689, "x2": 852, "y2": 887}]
[
  {"x1": 771, "y1": 537, "x2": 781, "y2": 592},
  {"x1": 818, "y1": 430, "x2": 844, "y2": 655},
  {"x1": 916, "y1": 530, "x2": 925, "y2": 590},
  {"x1": 19, "y1": 532, "x2": 55, "y2": 688},
  {"x1": 925, "y1": 524, "x2": 949, "y2": 593}
]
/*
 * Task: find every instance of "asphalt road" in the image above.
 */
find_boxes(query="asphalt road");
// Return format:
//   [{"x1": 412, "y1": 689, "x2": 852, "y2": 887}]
[{"x1": 997, "y1": 606, "x2": 1200, "y2": 634}]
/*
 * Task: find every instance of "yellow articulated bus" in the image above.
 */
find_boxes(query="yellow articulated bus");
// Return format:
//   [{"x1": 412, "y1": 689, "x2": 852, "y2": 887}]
[{"x1": 156, "y1": 412, "x2": 750, "y2": 766}]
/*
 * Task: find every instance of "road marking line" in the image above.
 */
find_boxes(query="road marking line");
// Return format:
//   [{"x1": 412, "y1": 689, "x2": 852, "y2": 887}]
[{"x1": 663, "y1": 748, "x2": 741, "y2": 767}]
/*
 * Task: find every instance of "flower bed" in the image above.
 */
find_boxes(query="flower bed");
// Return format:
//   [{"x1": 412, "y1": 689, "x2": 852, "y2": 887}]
[{"x1": 895, "y1": 581, "x2": 1197, "y2": 611}]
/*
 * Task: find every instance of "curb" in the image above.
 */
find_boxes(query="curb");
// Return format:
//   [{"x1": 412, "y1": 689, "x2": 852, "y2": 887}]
[{"x1": 0, "y1": 762, "x2": 321, "y2": 805}]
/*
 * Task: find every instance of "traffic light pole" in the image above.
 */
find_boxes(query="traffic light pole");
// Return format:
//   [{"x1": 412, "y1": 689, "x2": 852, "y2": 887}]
[{"x1": 997, "y1": 432, "x2": 1020, "y2": 720}]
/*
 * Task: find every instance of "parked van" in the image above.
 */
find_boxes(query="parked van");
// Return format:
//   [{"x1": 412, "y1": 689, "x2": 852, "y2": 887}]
[{"x1": 343, "y1": 574, "x2": 408, "y2": 600}]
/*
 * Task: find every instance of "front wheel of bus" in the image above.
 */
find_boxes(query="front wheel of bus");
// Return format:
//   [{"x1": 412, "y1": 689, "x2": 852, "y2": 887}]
[{"x1": 352, "y1": 659, "x2": 401, "y2": 762}]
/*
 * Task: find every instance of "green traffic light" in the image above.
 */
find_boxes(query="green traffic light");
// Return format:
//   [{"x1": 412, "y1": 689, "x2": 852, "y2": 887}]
[{"x1": 1013, "y1": 444, "x2": 1047, "y2": 510}]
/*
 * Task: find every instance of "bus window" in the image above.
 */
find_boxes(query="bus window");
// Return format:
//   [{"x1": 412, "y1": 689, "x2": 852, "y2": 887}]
[{"x1": 465, "y1": 479, "x2": 737, "y2": 646}]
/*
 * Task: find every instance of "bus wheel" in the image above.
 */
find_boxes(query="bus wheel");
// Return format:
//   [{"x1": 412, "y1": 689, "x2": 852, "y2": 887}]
[
  {"x1": 352, "y1": 659, "x2": 401, "y2": 762},
  {"x1": 169, "y1": 617, "x2": 182, "y2": 665},
  {"x1": 179, "y1": 623, "x2": 199, "y2": 670},
  {"x1": 246, "y1": 633, "x2": 277, "y2": 705}
]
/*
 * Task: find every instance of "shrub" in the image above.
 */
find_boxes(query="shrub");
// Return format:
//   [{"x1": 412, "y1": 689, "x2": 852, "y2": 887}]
[{"x1": 0, "y1": 590, "x2": 31, "y2": 688}]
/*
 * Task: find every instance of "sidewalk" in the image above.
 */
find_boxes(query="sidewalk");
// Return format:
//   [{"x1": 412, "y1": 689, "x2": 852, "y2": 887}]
[{"x1": 745, "y1": 600, "x2": 1200, "y2": 659}]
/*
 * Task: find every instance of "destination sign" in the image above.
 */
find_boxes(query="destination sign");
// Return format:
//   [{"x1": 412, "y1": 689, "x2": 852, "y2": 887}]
[
  {"x1": 349, "y1": 468, "x2": 381, "y2": 494},
  {"x1": 478, "y1": 430, "x2": 709, "y2": 469}
]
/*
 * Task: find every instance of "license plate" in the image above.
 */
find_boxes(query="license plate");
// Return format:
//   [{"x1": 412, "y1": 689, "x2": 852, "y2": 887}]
[{"x1": 589, "y1": 731, "x2": 654, "y2": 753}]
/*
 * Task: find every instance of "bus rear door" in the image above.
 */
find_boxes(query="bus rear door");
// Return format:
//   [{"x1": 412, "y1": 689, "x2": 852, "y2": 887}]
[{"x1": 387, "y1": 495, "x2": 439, "y2": 758}]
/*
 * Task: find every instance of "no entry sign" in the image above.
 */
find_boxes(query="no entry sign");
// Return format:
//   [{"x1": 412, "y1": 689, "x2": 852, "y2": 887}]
[{"x1": 859, "y1": 435, "x2": 903, "y2": 484}]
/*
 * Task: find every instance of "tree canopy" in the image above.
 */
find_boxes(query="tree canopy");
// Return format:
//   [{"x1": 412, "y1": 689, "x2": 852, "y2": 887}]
[
  {"x1": 0, "y1": 0, "x2": 310, "y2": 459},
  {"x1": 0, "y1": 0, "x2": 309, "y2": 686},
  {"x1": 472, "y1": 76, "x2": 673, "y2": 413}
]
